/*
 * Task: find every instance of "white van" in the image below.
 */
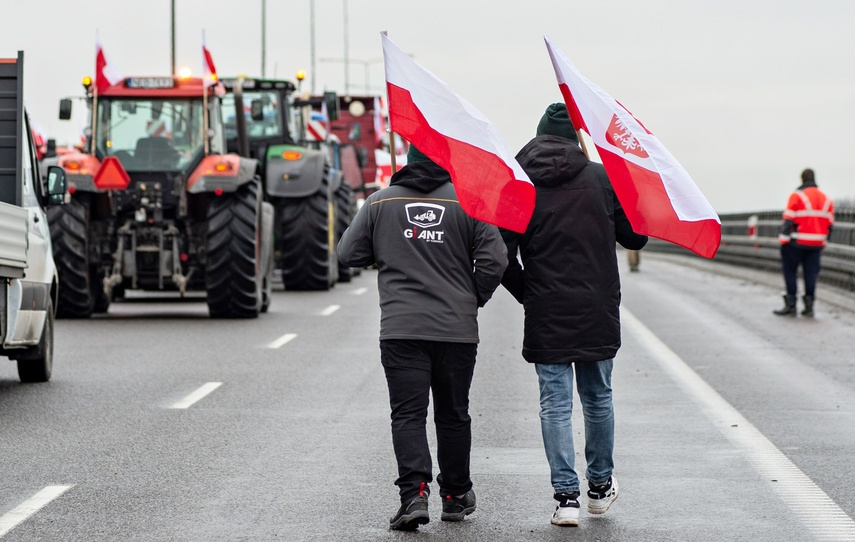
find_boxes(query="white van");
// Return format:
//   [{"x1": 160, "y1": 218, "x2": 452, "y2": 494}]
[{"x1": 0, "y1": 51, "x2": 67, "y2": 382}]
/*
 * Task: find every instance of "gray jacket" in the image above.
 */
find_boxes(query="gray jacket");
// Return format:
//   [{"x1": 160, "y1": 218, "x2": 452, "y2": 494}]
[{"x1": 337, "y1": 161, "x2": 507, "y2": 343}]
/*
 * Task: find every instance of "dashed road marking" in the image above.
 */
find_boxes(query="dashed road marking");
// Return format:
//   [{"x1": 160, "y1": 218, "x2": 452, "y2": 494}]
[
  {"x1": 622, "y1": 308, "x2": 855, "y2": 541},
  {"x1": 320, "y1": 304, "x2": 340, "y2": 316},
  {"x1": 352, "y1": 288, "x2": 367, "y2": 296},
  {"x1": 267, "y1": 333, "x2": 297, "y2": 349},
  {"x1": 0, "y1": 485, "x2": 74, "y2": 537},
  {"x1": 170, "y1": 382, "x2": 223, "y2": 409}
]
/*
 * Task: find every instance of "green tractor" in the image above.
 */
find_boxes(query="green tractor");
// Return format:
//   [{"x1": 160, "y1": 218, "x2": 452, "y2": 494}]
[{"x1": 220, "y1": 78, "x2": 359, "y2": 290}]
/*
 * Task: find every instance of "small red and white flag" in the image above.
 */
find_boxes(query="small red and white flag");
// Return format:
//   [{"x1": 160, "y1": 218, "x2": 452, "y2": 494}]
[
  {"x1": 544, "y1": 36, "x2": 721, "y2": 258},
  {"x1": 202, "y1": 31, "x2": 218, "y2": 87},
  {"x1": 95, "y1": 34, "x2": 122, "y2": 94},
  {"x1": 373, "y1": 95, "x2": 385, "y2": 146},
  {"x1": 382, "y1": 33, "x2": 535, "y2": 233}
]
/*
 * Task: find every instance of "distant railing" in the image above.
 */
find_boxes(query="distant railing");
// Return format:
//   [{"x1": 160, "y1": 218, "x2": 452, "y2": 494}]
[{"x1": 644, "y1": 208, "x2": 855, "y2": 292}]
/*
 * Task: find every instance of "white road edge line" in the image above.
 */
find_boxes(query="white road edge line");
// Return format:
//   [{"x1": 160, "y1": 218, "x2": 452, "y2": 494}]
[
  {"x1": 170, "y1": 382, "x2": 223, "y2": 409},
  {"x1": 267, "y1": 333, "x2": 297, "y2": 349},
  {"x1": 0, "y1": 485, "x2": 74, "y2": 538},
  {"x1": 320, "y1": 304, "x2": 341, "y2": 316},
  {"x1": 622, "y1": 308, "x2": 855, "y2": 541},
  {"x1": 352, "y1": 288, "x2": 367, "y2": 296}
]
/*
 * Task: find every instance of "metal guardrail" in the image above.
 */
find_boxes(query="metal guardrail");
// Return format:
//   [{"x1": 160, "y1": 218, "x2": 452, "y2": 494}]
[{"x1": 645, "y1": 208, "x2": 855, "y2": 292}]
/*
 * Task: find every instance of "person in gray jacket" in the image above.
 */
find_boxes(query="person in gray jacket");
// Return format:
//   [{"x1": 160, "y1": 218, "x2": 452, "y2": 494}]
[{"x1": 337, "y1": 145, "x2": 507, "y2": 531}]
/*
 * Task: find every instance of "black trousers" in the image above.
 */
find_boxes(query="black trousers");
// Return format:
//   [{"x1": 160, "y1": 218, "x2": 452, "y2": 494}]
[
  {"x1": 380, "y1": 339, "x2": 478, "y2": 503},
  {"x1": 781, "y1": 243, "x2": 822, "y2": 296}
]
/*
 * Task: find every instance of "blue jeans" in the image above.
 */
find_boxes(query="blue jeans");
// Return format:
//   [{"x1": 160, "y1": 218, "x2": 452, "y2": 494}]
[{"x1": 535, "y1": 360, "x2": 615, "y2": 494}]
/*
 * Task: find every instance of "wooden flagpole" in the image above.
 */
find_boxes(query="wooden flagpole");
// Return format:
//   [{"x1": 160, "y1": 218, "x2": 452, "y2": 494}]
[{"x1": 389, "y1": 129, "x2": 397, "y2": 174}]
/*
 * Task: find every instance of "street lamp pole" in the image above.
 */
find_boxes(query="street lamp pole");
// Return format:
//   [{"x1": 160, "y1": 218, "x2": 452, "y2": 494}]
[
  {"x1": 343, "y1": 0, "x2": 350, "y2": 94},
  {"x1": 261, "y1": 0, "x2": 267, "y2": 77},
  {"x1": 171, "y1": 0, "x2": 176, "y2": 75}
]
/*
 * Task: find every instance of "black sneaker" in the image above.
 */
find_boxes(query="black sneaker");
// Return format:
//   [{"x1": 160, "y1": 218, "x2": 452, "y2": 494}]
[
  {"x1": 551, "y1": 491, "x2": 580, "y2": 526},
  {"x1": 441, "y1": 489, "x2": 476, "y2": 521},
  {"x1": 389, "y1": 482, "x2": 430, "y2": 531}
]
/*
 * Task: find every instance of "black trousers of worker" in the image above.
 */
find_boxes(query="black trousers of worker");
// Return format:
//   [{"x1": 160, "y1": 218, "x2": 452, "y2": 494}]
[
  {"x1": 380, "y1": 339, "x2": 478, "y2": 503},
  {"x1": 780, "y1": 243, "x2": 822, "y2": 296}
]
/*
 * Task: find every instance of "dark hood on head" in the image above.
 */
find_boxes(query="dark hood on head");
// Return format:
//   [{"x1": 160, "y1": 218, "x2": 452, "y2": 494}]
[
  {"x1": 390, "y1": 161, "x2": 452, "y2": 193},
  {"x1": 515, "y1": 135, "x2": 589, "y2": 187}
]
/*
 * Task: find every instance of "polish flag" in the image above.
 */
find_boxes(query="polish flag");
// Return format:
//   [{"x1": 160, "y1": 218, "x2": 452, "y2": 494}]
[
  {"x1": 373, "y1": 95, "x2": 385, "y2": 146},
  {"x1": 382, "y1": 33, "x2": 535, "y2": 233},
  {"x1": 95, "y1": 35, "x2": 122, "y2": 94},
  {"x1": 544, "y1": 36, "x2": 721, "y2": 258},
  {"x1": 202, "y1": 31, "x2": 218, "y2": 87}
]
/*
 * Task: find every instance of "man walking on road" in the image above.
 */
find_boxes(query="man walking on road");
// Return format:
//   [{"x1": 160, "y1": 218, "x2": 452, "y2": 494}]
[
  {"x1": 337, "y1": 146, "x2": 507, "y2": 531},
  {"x1": 773, "y1": 168, "x2": 834, "y2": 317},
  {"x1": 501, "y1": 103, "x2": 648, "y2": 527}
]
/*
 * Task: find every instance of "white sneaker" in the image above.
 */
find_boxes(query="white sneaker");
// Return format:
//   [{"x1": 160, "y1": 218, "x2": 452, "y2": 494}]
[
  {"x1": 551, "y1": 493, "x2": 580, "y2": 526},
  {"x1": 587, "y1": 476, "x2": 619, "y2": 514}
]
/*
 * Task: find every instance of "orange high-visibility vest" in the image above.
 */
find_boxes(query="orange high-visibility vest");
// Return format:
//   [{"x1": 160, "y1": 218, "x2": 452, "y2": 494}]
[{"x1": 778, "y1": 186, "x2": 834, "y2": 247}]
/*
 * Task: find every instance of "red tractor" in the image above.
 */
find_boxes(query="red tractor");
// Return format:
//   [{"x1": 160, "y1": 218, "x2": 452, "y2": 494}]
[{"x1": 51, "y1": 75, "x2": 274, "y2": 318}]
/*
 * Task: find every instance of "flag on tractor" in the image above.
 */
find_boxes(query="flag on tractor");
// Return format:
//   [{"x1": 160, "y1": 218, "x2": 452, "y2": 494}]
[
  {"x1": 381, "y1": 33, "x2": 535, "y2": 234},
  {"x1": 95, "y1": 34, "x2": 122, "y2": 93},
  {"x1": 202, "y1": 31, "x2": 218, "y2": 87},
  {"x1": 543, "y1": 36, "x2": 721, "y2": 259}
]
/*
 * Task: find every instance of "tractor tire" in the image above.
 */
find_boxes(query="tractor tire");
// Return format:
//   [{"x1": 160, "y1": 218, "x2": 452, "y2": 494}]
[
  {"x1": 205, "y1": 181, "x2": 264, "y2": 319},
  {"x1": 16, "y1": 298, "x2": 54, "y2": 383},
  {"x1": 47, "y1": 195, "x2": 106, "y2": 318},
  {"x1": 277, "y1": 182, "x2": 337, "y2": 291},
  {"x1": 334, "y1": 182, "x2": 359, "y2": 282}
]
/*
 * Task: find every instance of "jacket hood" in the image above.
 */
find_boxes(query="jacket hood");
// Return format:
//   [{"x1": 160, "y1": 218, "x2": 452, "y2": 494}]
[
  {"x1": 515, "y1": 135, "x2": 589, "y2": 187},
  {"x1": 390, "y1": 161, "x2": 451, "y2": 193}
]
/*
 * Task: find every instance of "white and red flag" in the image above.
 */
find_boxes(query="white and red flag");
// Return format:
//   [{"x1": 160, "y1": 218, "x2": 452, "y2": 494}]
[
  {"x1": 95, "y1": 34, "x2": 122, "y2": 94},
  {"x1": 381, "y1": 33, "x2": 535, "y2": 233},
  {"x1": 373, "y1": 95, "x2": 385, "y2": 146},
  {"x1": 544, "y1": 36, "x2": 721, "y2": 258},
  {"x1": 202, "y1": 31, "x2": 218, "y2": 87}
]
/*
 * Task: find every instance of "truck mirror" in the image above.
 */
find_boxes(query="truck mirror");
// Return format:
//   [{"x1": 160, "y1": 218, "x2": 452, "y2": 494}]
[
  {"x1": 250, "y1": 99, "x2": 264, "y2": 121},
  {"x1": 59, "y1": 98, "x2": 72, "y2": 120},
  {"x1": 46, "y1": 166, "x2": 67, "y2": 206},
  {"x1": 46, "y1": 139, "x2": 57, "y2": 158},
  {"x1": 324, "y1": 91, "x2": 339, "y2": 121}
]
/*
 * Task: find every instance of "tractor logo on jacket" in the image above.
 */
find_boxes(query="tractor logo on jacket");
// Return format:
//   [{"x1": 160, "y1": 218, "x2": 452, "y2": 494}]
[{"x1": 404, "y1": 203, "x2": 445, "y2": 243}]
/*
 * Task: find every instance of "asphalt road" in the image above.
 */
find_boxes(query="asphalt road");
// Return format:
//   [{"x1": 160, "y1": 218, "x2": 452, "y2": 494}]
[{"x1": 1, "y1": 253, "x2": 854, "y2": 541}]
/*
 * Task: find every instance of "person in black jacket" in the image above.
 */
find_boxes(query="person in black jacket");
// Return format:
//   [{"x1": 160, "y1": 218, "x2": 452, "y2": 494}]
[
  {"x1": 337, "y1": 145, "x2": 507, "y2": 531},
  {"x1": 501, "y1": 103, "x2": 648, "y2": 527}
]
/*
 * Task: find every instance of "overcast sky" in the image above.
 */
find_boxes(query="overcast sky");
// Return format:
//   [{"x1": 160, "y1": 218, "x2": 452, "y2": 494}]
[{"x1": 3, "y1": 0, "x2": 853, "y2": 212}]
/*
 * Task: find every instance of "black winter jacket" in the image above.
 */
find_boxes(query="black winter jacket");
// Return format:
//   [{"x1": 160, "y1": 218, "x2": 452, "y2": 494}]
[{"x1": 501, "y1": 136, "x2": 647, "y2": 364}]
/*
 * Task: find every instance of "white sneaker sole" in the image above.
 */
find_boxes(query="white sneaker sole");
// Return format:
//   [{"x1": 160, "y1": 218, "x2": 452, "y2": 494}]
[{"x1": 551, "y1": 515, "x2": 579, "y2": 526}]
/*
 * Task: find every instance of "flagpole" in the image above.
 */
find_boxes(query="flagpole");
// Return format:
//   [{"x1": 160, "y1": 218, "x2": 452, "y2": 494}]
[
  {"x1": 389, "y1": 130, "x2": 397, "y2": 174},
  {"x1": 575, "y1": 128, "x2": 590, "y2": 159},
  {"x1": 203, "y1": 87, "x2": 209, "y2": 155}
]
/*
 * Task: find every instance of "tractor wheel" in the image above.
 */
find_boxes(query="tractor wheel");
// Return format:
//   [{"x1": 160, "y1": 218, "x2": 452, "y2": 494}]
[
  {"x1": 47, "y1": 195, "x2": 106, "y2": 318},
  {"x1": 334, "y1": 182, "x2": 358, "y2": 282},
  {"x1": 205, "y1": 181, "x2": 263, "y2": 319},
  {"x1": 16, "y1": 297, "x2": 54, "y2": 383},
  {"x1": 277, "y1": 180, "x2": 337, "y2": 291}
]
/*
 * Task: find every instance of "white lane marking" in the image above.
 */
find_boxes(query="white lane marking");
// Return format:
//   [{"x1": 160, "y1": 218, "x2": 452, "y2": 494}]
[
  {"x1": 622, "y1": 308, "x2": 855, "y2": 541},
  {"x1": 170, "y1": 382, "x2": 223, "y2": 409},
  {"x1": 267, "y1": 333, "x2": 297, "y2": 349},
  {"x1": 352, "y1": 288, "x2": 367, "y2": 296},
  {"x1": 0, "y1": 485, "x2": 74, "y2": 537},
  {"x1": 320, "y1": 304, "x2": 340, "y2": 316}
]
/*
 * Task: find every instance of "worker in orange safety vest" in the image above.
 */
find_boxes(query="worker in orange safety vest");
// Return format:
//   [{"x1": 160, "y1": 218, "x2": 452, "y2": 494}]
[{"x1": 773, "y1": 168, "x2": 834, "y2": 317}]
